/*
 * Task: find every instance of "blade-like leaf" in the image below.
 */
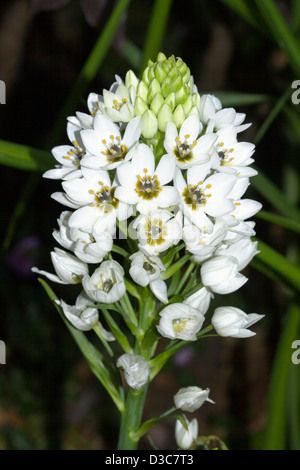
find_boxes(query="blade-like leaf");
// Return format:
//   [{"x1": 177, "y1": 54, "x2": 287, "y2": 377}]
[
  {"x1": 38, "y1": 278, "x2": 125, "y2": 411},
  {"x1": 0, "y1": 140, "x2": 52, "y2": 171}
]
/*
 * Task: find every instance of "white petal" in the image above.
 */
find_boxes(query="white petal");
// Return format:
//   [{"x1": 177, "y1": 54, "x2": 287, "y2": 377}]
[
  {"x1": 150, "y1": 278, "x2": 168, "y2": 304},
  {"x1": 155, "y1": 154, "x2": 176, "y2": 185}
]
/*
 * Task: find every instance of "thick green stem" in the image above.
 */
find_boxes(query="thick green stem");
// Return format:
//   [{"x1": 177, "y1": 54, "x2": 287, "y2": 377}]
[{"x1": 117, "y1": 385, "x2": 149, "y2": 450}]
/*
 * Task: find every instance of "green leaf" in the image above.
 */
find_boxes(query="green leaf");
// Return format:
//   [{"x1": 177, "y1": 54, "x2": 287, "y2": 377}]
[
  {"x1": 0, "y1": 140, "x2": 52, "y2": 171},
  {"x1": 213, "y1": 91, "x2": 270, "y2": 108},
  {"x1": 254, "y1": 0, "x2": 300, "y2": 75},
  {"x1": 161, "y1": 253, "x2": 191, "y2": 280},
  {"x1": 131, "y1": 408, "x2": 188, "y2": 440},
  {"x1": 101, "y1": 308, "x2": 133, "y2": 354},
  {"x1": 252, "y1": 169, "x2": 300, "y2": 222},
  {"x1": 263, "y1": 301, "x2": 300, "y2": 449},
  {"x1": 38, "y1": 278, "x2": 124, "y2": 412},
  {"x1": 256, "y1": 210, "x2": 300, "y2": 234},
  {"x1": 255, "y1": 239, "x2": 300, "y2": 292},
  {"x1": 218, "y1": 0, "x2": 262, "y2": 30}
]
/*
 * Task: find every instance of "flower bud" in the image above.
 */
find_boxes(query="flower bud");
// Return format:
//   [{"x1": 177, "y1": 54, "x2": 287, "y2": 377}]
[
  {"x1": 175, "y1": 416, "x2": 198, "y2": 450},
  {"x1": 125, "y1": 69, "x2": 139, "y2": 90},
  {"x1": 136, "y1": 80, "x2": 149, "y2": 102},
  {"x1": 174, "y1": 386, "x2": 215, "y2": 412},
  {"x1": 150, "y1": 92, "x2": 165, "y2": 115},
  {"x1": 172, "y1": 104, "x2": 185, "y2": 128},
  {"x1": 117, "y1": 353, "x2": 150, "y2": 390},
  {"x1": 211, "y1": 306, "x2": 264, "y2": 338},
  {"x1": 201, "y1": 255, "x2": 247, "y2": 294},
  {"x1": 141, "y1": 109, "x2": 158, "y2": 139},
  {"x1": 157, "y1": 103, "x2": 173, "y2": 132},
  {"x1": 134, "y1": 96, "x2": 148, "y2": 117},
  {"x1": 148, "y1": 78, "x2": 162, "y2": 103}
]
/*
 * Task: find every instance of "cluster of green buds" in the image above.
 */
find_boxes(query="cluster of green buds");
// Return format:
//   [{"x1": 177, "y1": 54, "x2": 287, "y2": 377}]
[{"x1": 125, "y1": 53, "x2": 201, "y2": 143}]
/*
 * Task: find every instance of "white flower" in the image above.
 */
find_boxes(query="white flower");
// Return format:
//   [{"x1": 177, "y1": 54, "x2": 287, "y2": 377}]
[
  {"x1": 80, "y1": 114, "x2": 141, "y2": 170},
  {"x1": 164, "y1": 114, "x2": 216, "y2": 169},
  {"x1": 174, "y1": 386, "x2": 215, "y2": 412},
  {"x1": 132, "y1": 210, "x2": 182, "y2": 256},
  {"x1": 215, "y1": 238, "x2": 259, "y2": 271},
  {"x1": 157, "y1": 303, "x2": 205, "y2": 341},
  {"x1": 175, "y1": 165, "x2": 236, "y2": 233},
  {"x1": 52, "y1": 211, "x2": 113, "y2": 263},
  {"x1": 129, "y1": 251, "x2": 168, "y2": 304},
  {"x1": 58, "y1": 291, "x2": 99, "y2": 331},
  {"x1": 82, "y1": 260, "x2": 126, "y2": 303},
  {"x1": 99, "y1": 83, "x2": 135, "y2": 123},
  {"x1": 211, "y1": 125, "x2": 257, "y2": 176},
  {"x1": 183, "y1": 287, "x2": 213, "y2": 314},
  {"x1": 175, "y1": 416, "x2": 198, "y2": 450},
  {"x1": 116, "y1": 353, "x2": 150, "y2": 390},
  {"x1": 43, "y1": 114, "x2": 92, "y2": 181},
  {"x1": 183, "y1": 218, "x2": 228, "y2": 262},
  {"x1": 201, "y1": 255, "x2": 248, "y2": 294},
  {"x1": 32, "y1": 247, "x2": 88, "y2": 284},
  {"x1": 211, "y1": 306, "x2": 264, "y2": 338},
  {"x1": 115, "y1": 143, "x2": 180, "y2": 214},
  {"x1": 61, "y1": 167, "x2": 132, "y2": 234}
]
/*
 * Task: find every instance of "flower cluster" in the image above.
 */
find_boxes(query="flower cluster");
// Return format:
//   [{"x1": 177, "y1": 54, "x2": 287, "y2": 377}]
[{"x1": 33, "y1": 53, "x2": 263, "y2": 405}]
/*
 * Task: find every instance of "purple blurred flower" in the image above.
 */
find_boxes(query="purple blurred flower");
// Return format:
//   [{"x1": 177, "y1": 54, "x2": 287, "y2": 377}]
[
  {"x1": 173, "y1": 346, "x2": 195, "y2": 367},
  {"x1": 6, "y1": 235, "x2": 41, "y2": 279}
]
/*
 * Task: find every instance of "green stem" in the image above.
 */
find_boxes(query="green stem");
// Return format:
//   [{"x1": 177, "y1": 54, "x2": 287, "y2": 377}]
[
  {"x1": 139, "y1": 0, "x2": 173, "y2": 75},
  {"x1": 117, "y1": 385, "x2": 148, "y2": 450}
]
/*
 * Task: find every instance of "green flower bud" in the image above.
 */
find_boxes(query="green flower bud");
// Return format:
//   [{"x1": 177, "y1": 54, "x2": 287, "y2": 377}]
[
  {"x1": 125, "y1": 70, "x2": 139, "y2": 90},
  {"x1": 150, "y1": 92, "x2": 165, "y2": 115},
  {"x1": 147, "y1": 78, "x2": 162, "y2": 103},
  {"x1": 134, "y1": 96, "x2": 148, "y2": 116},
  {"x1": 175, "y1": 85, "x2": 188, "y2": 105},
  {"x1": 154, "y1": 62, "x2": 168, "y2": 82},
  {"x1": 182, "y1": 95, "x2": 193, "y2": 115},
  {"x1": 141, "y1": 109, "x2": 158, "y2": 139},
  {"x1": 136, "y1": 81, "x2": 149, "y2": 102},
  {"x1": 164, "y1": 92, "x2": 176, "y2": 112},
  {"x1": 157, "y1": 103, "x2": 173, "y2": 132},
  {"x1": 172, "y1": 104, "x2": 185, "y2": 128}
]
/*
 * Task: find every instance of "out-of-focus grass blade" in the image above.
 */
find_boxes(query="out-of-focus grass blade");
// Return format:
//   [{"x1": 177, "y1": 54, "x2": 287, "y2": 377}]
[
  {"x1": 0, "y1": 140, "x2": 52, "y2": 171},
  {"x1": 218, "y1": 0, "x2": 262, "y2": 29},
  {"x1": 263, "y1": 301, "x2": 300, "y2": 449},
  {"x1": 252, "y1": 170, "x2": 300, "y2": 222},
  {"x1": 254, "y1": 87, "x2": 292, "y2": 145},
  {"x1": 46, "y1": 0, "x2": 132, "y2": 147},
  {"x1": 292, "y1": 0, "x2": 300, "y2": 32},
  {"x1": 254, "y1": 0, "x2": 300, "y2": 76},
  {"x1": 255, "y1": 239, "x2": 300, "y2": 292},
  {"x1": 256, "y1": 210, "x2": 300, "y2": 234},
  {"x1": 123, "y1": 40, "x2": 142, "y2": 70},
  {"x1": 139, "y1": 0, "x2": 173, "y2": 75},
  {"x1": 213, "y1": 91, "x2": 270, "y2": 107}
]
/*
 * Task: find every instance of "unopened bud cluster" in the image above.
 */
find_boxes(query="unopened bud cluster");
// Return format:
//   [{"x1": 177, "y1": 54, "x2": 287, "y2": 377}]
[{"x1": 132, "y1": 53, "x2": 200, "y2": 138}]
